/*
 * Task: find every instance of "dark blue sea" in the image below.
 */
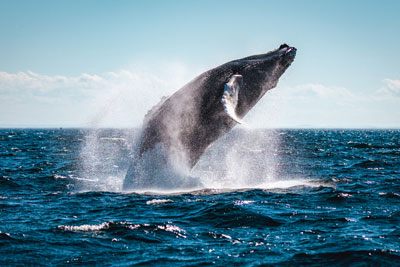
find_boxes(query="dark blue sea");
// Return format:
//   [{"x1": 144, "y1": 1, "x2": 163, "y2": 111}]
[{"x1": 1, "y1": 128, "x2": 399, "y2": 266}]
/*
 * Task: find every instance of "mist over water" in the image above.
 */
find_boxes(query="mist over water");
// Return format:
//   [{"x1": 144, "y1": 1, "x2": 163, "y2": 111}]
[
  {"x1": 77, "y1": 125, "x2": 322, "y2": 194},
  {"x1": 78, "y1": 128, "x2": 135, "y2": 192},
  {"x1": 77, "y1": 127, "x2": 288, "y2": 193},
  {"x1": 193, "y1": 128, "x2": 280, "y2": 189}
]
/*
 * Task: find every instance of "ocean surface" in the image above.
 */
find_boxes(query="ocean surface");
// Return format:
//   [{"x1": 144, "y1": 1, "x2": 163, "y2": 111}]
[{"x1": 1, "y1": 128, "x2": 399, "y2": 266}]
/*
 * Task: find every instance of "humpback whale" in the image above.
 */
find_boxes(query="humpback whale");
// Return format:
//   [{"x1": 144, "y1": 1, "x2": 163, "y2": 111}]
[{"x1": 123, "y1": 44, "x2": 296, "y2": 190}]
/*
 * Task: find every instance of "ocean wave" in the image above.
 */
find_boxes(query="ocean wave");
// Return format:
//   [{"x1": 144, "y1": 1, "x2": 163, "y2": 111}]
[
  {"x1": 57, "y1": 221, "x2": 187, "y2": 240},
  {"x1": 289, "y1": 250, "x2": 400, "y2": 265},
  {"x1": 189, "y1": 202, "x2": 283, "y2": 228},
  {"x1": 353, "y1": 159, "x2": 393, "y2": 168},
  {"x1": 2, "y1": 129, "x2": 400, "y2": 265}
]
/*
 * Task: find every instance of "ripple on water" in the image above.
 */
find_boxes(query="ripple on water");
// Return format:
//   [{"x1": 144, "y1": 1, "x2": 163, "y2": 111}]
[{"x1": 1, "y1": 129, "x2": 400, "y2": 265}]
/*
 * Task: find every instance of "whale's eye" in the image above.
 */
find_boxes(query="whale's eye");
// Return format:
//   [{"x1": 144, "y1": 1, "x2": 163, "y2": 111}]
[{"x1": 279, "y1": 43, "x2": 289, "y2": 50}]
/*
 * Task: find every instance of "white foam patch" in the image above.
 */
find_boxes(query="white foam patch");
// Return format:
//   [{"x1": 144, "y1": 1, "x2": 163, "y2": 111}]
[
  {"x1": 58, "y1": 222, "x2": 110, "y2": 232},
  {"x1": 146, "y1": 199, "x2": 174, "y2": 205},
  {"x1": 234, "y1": 200, "x2": 255, "y2": 205},
  {"x1": 258, "y1": 178, "x2": 328, "y2": 189},
  {"x1": 157, "y1": 224, "x2": 186, "y2": 238},
  {"x1": 53, "y1": 175, "x2": 67, "y2": 179}
]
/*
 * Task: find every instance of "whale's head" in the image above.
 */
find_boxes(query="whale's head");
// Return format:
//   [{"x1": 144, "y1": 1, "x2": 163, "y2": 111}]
[{"x1": 223, "y1": 43, "x2": 297, "y2": 117}]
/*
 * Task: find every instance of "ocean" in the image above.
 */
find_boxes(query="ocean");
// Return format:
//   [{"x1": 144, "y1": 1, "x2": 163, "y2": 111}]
[{"x1": 1, "y1": 128, "x2": 399, "y2": 266}]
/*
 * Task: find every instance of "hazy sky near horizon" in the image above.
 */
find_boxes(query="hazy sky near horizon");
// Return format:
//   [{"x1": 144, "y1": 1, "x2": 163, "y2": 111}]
[{"x1": 1, "y1": 0, "x2": 399, "y2": 128}]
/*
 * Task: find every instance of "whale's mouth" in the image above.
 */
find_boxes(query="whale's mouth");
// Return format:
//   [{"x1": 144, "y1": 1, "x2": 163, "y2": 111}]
[
  {"x1": 284, "y1": 47, "x2": 297, "y2": 57},
  {"x1": 285, "y1": 47, "x2": 295, "y2": 55},
  {"x1": 279, "y1": 43, "x2": 296, "y2": 57}
]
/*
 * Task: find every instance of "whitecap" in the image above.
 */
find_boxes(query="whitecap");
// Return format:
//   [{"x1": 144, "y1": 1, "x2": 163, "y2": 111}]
[
  {"x1": 146, "y1": 199, "x2": 174, "y2": 205},
  {"x1": 58, "y1": 222, "x2": 110, "y2": 232}
]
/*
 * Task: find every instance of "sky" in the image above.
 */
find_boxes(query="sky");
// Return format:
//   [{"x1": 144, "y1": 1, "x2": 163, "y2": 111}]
[{"x1": 0, "y1": 0, "x2": 399, "y2": 128}]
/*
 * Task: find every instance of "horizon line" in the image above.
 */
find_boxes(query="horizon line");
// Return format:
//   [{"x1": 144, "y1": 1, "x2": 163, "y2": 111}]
[{"x1": 1, "y1": 125, "x2": 400, "y2": 130}]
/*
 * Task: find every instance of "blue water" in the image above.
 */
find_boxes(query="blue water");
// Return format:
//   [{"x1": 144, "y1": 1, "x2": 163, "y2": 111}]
[{"x1": 1, "y1": 128, "x2": 399, "y2": 265}]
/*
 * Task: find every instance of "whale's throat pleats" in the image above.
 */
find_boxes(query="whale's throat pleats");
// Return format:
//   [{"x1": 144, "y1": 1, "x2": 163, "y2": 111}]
[{"x1": 221, "y1": 74, "x2": 243, "y2": 124}]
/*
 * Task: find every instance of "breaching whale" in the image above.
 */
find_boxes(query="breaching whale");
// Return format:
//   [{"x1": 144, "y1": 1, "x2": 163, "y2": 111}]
[{"x1": 123, "y1": 44, "x2": 296, "y2": 190}]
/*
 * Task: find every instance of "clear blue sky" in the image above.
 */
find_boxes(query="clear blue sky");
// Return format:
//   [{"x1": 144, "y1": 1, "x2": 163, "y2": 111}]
[{"x1": 1, "y1": 0, "x2": 399, "y2": 127}]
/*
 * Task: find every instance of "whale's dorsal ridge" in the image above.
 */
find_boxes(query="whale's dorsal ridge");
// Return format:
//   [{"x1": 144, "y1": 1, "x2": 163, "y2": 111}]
[
  {"x1": 143, "y1": 95, "x2": 169, "y2": 125},
  {"x1": 221, "y1": 74, "x2": 243, "y2": 124}
]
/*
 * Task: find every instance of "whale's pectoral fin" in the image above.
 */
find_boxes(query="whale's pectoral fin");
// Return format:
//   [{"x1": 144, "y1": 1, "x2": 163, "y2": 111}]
[{"x1": 221, "y1": 74, "x2": 243, "y2": 124}]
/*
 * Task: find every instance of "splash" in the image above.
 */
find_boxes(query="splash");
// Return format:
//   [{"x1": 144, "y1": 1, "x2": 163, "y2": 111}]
[
  {"x1": 77, "y1": 66, "x2": 194, "y2": 191},
  {"x1": 192, "y1": 128, "x2": 280, "y2": 189},
  {"x1": 77, "y1": 125, "x2": 316, "y2": 194},
  {"x1": 76, "y1": 69, "x2": 314, "y2": 194},
  {"x1": 78, "y1": 128, "x2": 136, "y2": 192},
  {"x1": 122, "y1": 142, "x2": 203, "y2": 192}
]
